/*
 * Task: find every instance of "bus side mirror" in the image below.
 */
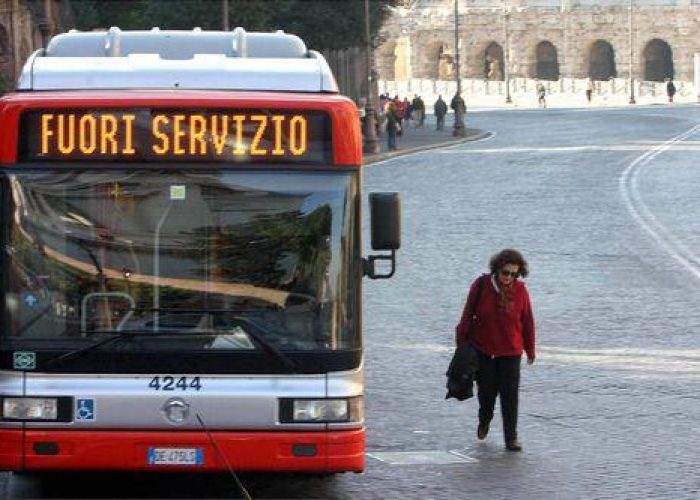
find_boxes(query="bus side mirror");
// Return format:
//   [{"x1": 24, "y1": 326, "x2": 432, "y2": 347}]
[{"x1": 364, "y1": 192, "x2": 401, "y2": 279}]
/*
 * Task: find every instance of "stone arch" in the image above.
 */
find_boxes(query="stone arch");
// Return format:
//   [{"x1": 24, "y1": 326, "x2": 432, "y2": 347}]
[
  {"x1": 417, "y1": 40, "x2": 446, "y2": 79},
  {"x1": 588, "y1": 40, "x2": 616, "y2": 81},
  {"x1": 0, "y1": 25, "x2": 9, "y2": 57},
  {"x1": 484, "y1": 42, "x2": 504, "y2": 81},
  {"x1": 536, "y1": 41, "x2": 559, "y2": 81},
  {"x1": 377, "y1": 41, "x2": 397, "y2": 81},
  {"x1": 643, "y1": 39, "x2": 673, "y2": 82}
]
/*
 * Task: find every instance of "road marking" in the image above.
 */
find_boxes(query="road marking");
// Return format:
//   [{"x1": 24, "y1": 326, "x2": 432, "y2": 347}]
[
  {"x1": 618, "y1": 122, "x2": 700, "y2": 280},
  {"x1": 541, "y1": 348, "x2": 700, "y2": 375},
  {"x1": 370, "y1": 343, "x2": 700, "y2": 378},
  {"x1": 367, "y1": 450, "x2": 477, "y2": 465},
  {"x1": 365, "y1": 131, "x2": 496, "y2": 168},
  {"x1": 437, "y1": 144, "x2": 700, "y2": 154},
  {"x1": 460, "y1": 130, "x2": 496, "y2": 145},
  {"x1": 374, "y1": 342, "x2": 700, "y2": 359}
]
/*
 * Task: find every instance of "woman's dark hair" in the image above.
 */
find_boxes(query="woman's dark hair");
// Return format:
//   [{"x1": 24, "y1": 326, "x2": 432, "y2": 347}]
[{"x1": 489, "y1": 248, "x2": 529, "y2": 278}]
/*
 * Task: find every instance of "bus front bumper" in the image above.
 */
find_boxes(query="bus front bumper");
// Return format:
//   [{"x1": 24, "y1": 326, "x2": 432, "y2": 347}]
[{"x1": 0, "y1": 428, "x2": 364, "y2": 473}]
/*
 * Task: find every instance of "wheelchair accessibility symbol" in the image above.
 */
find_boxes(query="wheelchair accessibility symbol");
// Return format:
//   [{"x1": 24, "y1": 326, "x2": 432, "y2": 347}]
[
  {"x1": 76, "y1": 399, "x2": 96, "y2": 421},
  {"x1": 13, "y1": 351, "x2": 36, "y2": 370}
]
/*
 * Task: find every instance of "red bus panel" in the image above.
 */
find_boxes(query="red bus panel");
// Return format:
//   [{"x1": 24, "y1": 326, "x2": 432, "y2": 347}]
[
  {"x1": 0, "y1": 428, "x2": 364, "y2": 472},
  {"x1": 0, "y1": 90, "x2": 362, "y2": 166}
]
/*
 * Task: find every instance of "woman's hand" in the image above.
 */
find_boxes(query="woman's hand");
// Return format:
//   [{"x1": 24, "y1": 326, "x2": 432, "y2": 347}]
[{"x1": 527, "y1": 355, "x2": 536, "y2": 365}]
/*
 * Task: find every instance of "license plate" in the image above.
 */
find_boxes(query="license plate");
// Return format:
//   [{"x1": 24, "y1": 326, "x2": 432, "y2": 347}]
[{"x1": 147, "y1": 447, "x2": 203, "y2": 465}]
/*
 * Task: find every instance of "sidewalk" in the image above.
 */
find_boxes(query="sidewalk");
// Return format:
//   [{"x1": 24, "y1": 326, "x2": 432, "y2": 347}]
[
  {"x1": 364, "y1": 119, "x2": 490, "y2": 164},
  {"x1": 446, "y1": 92, "x2": 697, "y2": 112}
]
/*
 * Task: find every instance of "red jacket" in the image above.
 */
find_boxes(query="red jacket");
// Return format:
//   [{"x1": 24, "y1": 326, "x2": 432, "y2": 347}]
[{"x1": 456, "y1": 275, "x2": 536, "y2": 359}]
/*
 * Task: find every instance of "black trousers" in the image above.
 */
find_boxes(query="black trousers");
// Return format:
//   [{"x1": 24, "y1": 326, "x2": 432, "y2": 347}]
[
  {"x1": 475, "y1": 351, "x2": 521, "y2": 442},
  {"x1": 387, "y1": 129, "x2": 396, "y2": 150}
]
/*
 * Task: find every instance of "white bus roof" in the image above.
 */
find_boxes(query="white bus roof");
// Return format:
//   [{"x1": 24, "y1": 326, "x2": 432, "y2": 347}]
[{"x1": 17, "y1": 27, "x2": 339, "y2": 93}]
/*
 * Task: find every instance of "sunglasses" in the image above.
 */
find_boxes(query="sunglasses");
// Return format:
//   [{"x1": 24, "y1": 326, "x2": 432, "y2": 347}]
[{"x1": 499, "y1": 270, "x2": 519, "y2": 278}]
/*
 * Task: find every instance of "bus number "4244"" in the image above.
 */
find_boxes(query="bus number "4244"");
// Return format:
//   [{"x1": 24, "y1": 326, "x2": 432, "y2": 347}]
[{"x1": 149, "y1": 376, "x2": 202, "y2": 391}]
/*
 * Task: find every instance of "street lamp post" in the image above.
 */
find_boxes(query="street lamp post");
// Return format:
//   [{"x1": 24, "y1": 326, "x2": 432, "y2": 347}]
[
  {"x1": 453, "y1": 0, "x2": 466, "y2": 137},
  {"x1": 37, "y1": 18, "x2": 51, "y2": 48},
  {"x1": 628, "y1": 0, "x2": 636, "y2": 104},
  {"x1": 222, "y1": 0, "x2": 229, "y2": 31},
  {"x1": 504, "y1": 6, "x2": 512, "y2": 104},
  {"x1": 38, "y1": 0, "x2": 52, "y2": 48},
  {"x1": 363, "y1": 0, "x2": 379, "y2": 154}
]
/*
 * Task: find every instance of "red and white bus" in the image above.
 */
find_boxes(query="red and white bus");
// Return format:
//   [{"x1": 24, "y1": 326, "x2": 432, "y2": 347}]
[{"x1": 0, "y1": 27, "x2": 399, "y2": 473}]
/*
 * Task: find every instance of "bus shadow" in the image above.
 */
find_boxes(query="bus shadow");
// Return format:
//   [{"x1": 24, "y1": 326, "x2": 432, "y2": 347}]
[{"x1": 9, "y1": 471, "x2": 347, "y2": 499}]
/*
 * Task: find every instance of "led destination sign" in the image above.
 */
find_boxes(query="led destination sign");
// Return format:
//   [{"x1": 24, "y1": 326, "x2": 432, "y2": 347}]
[{"x1": 20, "y1": 109, "x2": 331, "y2": 163}]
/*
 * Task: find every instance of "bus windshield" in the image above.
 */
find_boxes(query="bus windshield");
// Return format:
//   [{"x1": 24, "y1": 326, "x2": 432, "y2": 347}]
[{"x1": 0, "y1": 169, "x2": 358, "y2": 353}]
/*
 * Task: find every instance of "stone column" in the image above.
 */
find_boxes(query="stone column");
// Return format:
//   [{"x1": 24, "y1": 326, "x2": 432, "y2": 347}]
[
  {"x1": 561, "y1": 1, "x2": 570, "y2": 79},
  {"x1": 395, "y1": 36, "x2": 412, "y2": 81}
]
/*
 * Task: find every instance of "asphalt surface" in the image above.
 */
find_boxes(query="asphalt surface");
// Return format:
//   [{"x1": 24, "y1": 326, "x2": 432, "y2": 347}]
[{"x1": 4, "y1": 104, "x2": 700, "y2": 498}]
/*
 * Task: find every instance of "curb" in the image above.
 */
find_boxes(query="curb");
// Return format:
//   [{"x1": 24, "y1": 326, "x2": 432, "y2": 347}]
[{"x1": 363, "y1": 129, "x2": 492, "y2": 165}]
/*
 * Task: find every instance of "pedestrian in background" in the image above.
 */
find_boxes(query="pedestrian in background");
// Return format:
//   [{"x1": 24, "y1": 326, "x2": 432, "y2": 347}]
[
  {"x1": 379, "y1": 94, "x2": 390, "y2": 116},
  {"x1": 450, "y1": 92, "x2": 466, "y2": 117},
  {"x1": 394, "y1": 96, "x2": 407, "y2": 136},
  {"x1": 357, "y1": 97, "x2": 367, "y2": 131},
  {"x1": 434, "y1": 95, "x2": 447, "y2": 131},
  {"x1": 378, "y1": 94, "x2": 390, "y2": 136},
  {"x1": 418, "y1": 95, "x2": 426, "y2": 126},
  {"x1": 666, "y1": 78, "x2": 676, "y2": 103},
  {"x1": 402, "y1": 97, "x2": 412, "y2": 128},
  {"x1": 536, "y1": 81, "x2": 547, "y2": 108},
  {"x1": 455, "y1": 249, "x2": 536, "y2": 452},
  {"x1": 385, "y1": 100, "x2": 399, "y2": 151},
  {"x1": 586, "y1": 78, "x2": 594, "y2": 103},
  {"x1": 412, "y1": 94, "x2": 425, "y2": 127}
]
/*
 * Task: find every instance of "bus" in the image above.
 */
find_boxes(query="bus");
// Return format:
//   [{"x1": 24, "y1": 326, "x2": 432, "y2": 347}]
[{"x1": 0, "y1": 27, "x2": 400, "y2": 474}]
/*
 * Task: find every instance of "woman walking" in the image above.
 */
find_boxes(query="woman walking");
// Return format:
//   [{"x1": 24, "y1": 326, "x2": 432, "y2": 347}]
[{"x1": 455, "y1": 249, "x2": 536, "y2": 451}]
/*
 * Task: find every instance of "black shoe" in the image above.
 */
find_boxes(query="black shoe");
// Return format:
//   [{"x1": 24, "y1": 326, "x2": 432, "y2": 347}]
[
  {"x1": 477, "y1": 422, "x2": 489, "y2": 440},
  {"x1": 505, "y1": 440, "x2": 523, "y2": 452}
]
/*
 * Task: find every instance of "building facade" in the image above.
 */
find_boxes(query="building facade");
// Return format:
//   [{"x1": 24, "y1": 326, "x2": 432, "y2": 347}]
[
  {"x1": 377, "y1": 0, "x2": 700, "y2": 83},
  {"x1": 0, "y1": 0, "x2": 69, "y2": 93}
]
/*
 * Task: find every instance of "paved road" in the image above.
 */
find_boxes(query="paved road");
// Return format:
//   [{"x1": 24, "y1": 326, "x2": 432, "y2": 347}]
[{"x1": 5, "y1": 105, "x2": 700, "y2": 498}]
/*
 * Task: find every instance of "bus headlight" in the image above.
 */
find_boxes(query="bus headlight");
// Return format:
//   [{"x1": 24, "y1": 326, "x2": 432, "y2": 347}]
[
  {"x1": 280, "y1": 397, "x2": 363, "y2": 423},
  {"x1": 294, "y1": 399, "x2": 347, "y2": 422},
  {"x1": 2, "y1": 397, "x2": 58, "y2": 420}
]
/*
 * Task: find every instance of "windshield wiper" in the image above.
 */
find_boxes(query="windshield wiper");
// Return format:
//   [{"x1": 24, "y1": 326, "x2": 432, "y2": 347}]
[
  {"x1": 227, "y1": 316, "x2": 299, "y2": 374},
  {"x1": 43, "y1": 320, "x2": 299, "y2": 374},
  {"x1": 117, "y1": 308, "x2": 300, "y2": 373},
  {"x1": 43, "y1": 331, "x2": 178, "y2": 369}
]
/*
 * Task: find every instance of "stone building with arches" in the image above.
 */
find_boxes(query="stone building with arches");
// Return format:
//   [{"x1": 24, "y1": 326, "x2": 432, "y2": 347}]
[
  {"x1": 0, "y1": 0, "x2": 68, "y2": 93},
  {"x1": 377, "y1": 0, "x2": 698, "y2": 85}
]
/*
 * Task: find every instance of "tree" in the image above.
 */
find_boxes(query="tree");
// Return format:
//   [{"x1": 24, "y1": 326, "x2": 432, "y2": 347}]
[
  {"x1": 69, "y1": 0, "x2": 397, "y2": 51},
  {"x1": 70, "y1": 1, "x2": 150, "y2": 30}
]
